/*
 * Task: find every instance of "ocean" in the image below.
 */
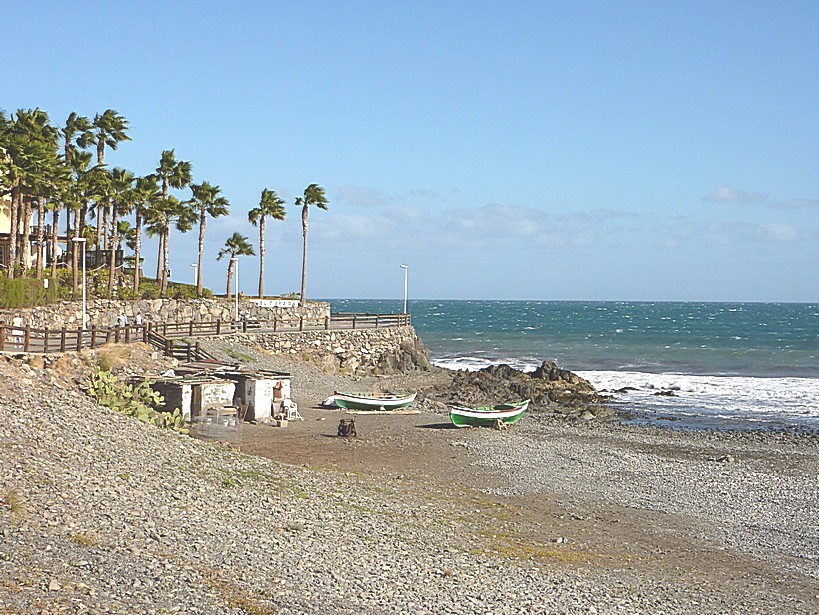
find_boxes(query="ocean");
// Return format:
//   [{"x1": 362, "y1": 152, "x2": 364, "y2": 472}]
[{"x1": 328, "y1": 299, "x2": 819, "y2": 431}]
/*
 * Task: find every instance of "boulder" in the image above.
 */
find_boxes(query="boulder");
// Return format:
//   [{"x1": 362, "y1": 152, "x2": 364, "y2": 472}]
[{"x1": 426, "y1": 360, "x2": 611, "y2": 420}]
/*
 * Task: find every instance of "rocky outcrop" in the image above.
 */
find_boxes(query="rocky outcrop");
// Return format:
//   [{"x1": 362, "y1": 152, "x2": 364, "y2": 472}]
[
  {"x1": 426, "y1": 360, "x2": 615, "y2": 421},
  {"x1": 235, "y1": 325, "x2": 431, "y2": 376}
]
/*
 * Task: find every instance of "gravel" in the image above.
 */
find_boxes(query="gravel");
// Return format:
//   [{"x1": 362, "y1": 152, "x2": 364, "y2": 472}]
[
  {"x1": 1, "y1": 349, "x2": 817, "y2": 613},
  {"x1": 468, "y1": 416, "x2": 819, "y2": 581}
]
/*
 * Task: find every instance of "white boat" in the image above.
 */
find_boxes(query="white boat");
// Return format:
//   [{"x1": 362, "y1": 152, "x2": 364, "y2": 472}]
[{"x1": 322, "y1": 391, "x2": 417, "y2": 411}]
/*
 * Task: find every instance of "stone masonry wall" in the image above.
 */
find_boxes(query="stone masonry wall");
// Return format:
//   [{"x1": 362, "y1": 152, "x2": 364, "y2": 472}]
[
  {"x1": 0, "y1": 299, "x2": 329, "y2": 330},
  {"x1": 230, "y1": 325, "x2": 431, "y2": 376}
]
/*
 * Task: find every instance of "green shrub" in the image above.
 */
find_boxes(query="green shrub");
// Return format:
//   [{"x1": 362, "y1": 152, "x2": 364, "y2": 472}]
[
  {"x1": 87, "y1": 368, "x2": 189, "y2": 434},
  {"x1": 0, "y1": 277, "x2": 62, "y2": 308}
]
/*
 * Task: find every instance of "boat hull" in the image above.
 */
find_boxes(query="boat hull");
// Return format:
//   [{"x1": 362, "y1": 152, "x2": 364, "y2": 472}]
[
  {"x1": 448, "y1": 400, "x2": 529, "y2": 427},
  {"x1": 331, "y1": 391, "x2": 417, "y2": 411}
]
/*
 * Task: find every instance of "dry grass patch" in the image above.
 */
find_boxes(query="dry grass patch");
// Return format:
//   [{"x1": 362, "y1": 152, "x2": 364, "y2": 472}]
[
  {"x1": 3, "y1": 488, "x2": 28, "y2": 519},
  {"x1": 200, "y1": 566, "x2": 277, "y2": 614},
  {"x1": 68, "y1": 531, "x2": 99, "y2": 548}
]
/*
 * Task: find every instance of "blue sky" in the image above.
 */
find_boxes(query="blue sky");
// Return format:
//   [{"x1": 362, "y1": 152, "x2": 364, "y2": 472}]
[{"x1": 5, "y1": 1, "x2": 818, "y2": 301}]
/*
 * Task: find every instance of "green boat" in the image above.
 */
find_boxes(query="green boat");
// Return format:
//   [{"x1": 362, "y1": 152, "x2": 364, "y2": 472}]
[
  {"x1": 324, "y1": 391, "x2": 417, "y2": 411},
  {"x1": 448, "y1": 400, "x2": 529, "y2": 427}
]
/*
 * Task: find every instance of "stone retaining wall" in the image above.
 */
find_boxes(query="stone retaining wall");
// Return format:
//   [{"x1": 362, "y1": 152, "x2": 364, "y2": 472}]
[
  {"x1": 231, "y1": 325, "x2": 431, "y2": 376},
  {"x1": 0, "y1": 299, "x2": 329, "y2": 330}
]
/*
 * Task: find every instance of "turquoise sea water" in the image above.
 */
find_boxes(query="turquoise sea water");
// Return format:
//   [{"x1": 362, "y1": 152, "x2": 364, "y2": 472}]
[{"x1": 329, "y1": 300, "x2": 819, "y2": 431}]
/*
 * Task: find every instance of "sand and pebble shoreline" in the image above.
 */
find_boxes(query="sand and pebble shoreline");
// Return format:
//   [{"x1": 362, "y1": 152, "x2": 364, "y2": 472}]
[{"x1": 1, "y1": 343, "x2": 817, "y2": 613}]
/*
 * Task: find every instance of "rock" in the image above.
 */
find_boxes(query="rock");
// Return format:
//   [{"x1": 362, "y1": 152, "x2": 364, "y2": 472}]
[{"x1": 425, "y1": 360, "x2": 609, "y2": 417}]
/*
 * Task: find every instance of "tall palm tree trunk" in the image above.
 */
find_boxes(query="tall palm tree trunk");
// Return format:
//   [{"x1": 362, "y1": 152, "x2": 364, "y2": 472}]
[
  {"x1": 226, "y1": 261, "x2": 234, "y2": 299},
  {"x1": 133, "y1": 210, "x2": 142, "y2": 294},
  {"x1": 108, "y1": 206, "x2": 119, "y2": 291},
  {"x1": 258, "y1": 217, "x2": 265, "y2": 298},
  {"x1": 79, "y1": 203, "x2": 88, "y2": 239},
  {"x1": 161, "y1": 228, "x2": 170, "y2": 297},
  {"x1": 21, "y1": 197, "x2": 33, "y2": 275},
  {"x1": 300, "y1": 204, "x2": 308, "y2": 307},
  {"x1": 72, "y1": 209, "x2": 80, "y2": 293},
  {"x1": 8, "y1": 187, "x2": 19, "y2": 279},
  {"x1": 50, "y1": 207, "x2": 60, "y2": 279},
  {"x1": 102, "y1": 205, "x2": 110, "y2": 250},
  {"x1": 35, "y1": 197, "x2": 46, "y2": 279},
  {"x1": 197, "y1": 214, "x2": 206, "y2": 298},
  {"x1": 155, "y1": 231, "x2": 164, "y2": 281},
  {"x1": 94, "y1": 208, "x2": 103, "y2": 266}
]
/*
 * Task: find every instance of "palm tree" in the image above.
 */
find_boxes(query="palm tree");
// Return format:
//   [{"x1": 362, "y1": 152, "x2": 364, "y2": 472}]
[
  {"x1": 190, "y1": 181, "x2": 230, "y2": 298},
  {"x1": 130, "y1": 175, "x2": 159, "y2": 294},
  {"x1": 217, "y1": 232, "x2": 254, "y2": 299},
  {"x1": 66, "y1": 150, "x2": 94, "y2": 291},
  {"x1": 145, "y1": 194, "x2": 195, "y2": 297},
  {"x1": 58, "y1": 114, "x2": 93, "y2": 271},
  {"x1": 84, "y1": 109, "x2": 129, "y2": 166},
  {"x1": 107, "y1": 167, "x2": 135, "y2": 291},
  {"x1": 87, "y1": 166, "x2": 112, "y2": 266},
  {"x1": 41, "y1": 162, "x2": 71, "y2": 279},
  {"x1": 154, "y1": 150, "x2": 192, "y2": 296},
  {"x1": 61, "y1": 112, "x2": 92, "y2": 167},
  {"x1": 5, "y1": 108, "x2": 61, "y2": 277},
  {"x1": 248, "y1": 188, "x2": 286, "y2": 298},
  {"x1": 295, "y1": 183, "x2": 328, "y2": 307}
]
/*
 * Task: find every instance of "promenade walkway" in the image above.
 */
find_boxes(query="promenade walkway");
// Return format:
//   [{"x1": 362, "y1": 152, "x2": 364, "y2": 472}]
[{"x1": 0, "y1": 312, "x2": 411, "y2": 357}]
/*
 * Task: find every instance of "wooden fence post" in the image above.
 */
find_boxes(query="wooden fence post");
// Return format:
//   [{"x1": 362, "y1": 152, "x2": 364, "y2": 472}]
[
  {"x1": 0, "y1": 324, "x2": 4, "y2": 352},
  {"x1": 90, "y1": 325, "x2": 98, "y2": 349},
  {"x1": 24, "y1": 325, "x2": 30, "y2": 352},
  {"x1": 216, "y1": 320, "x2": 221, "y2": 335},
  {"x1": 43, "y1": 328, "x2": 49, "y2": 353},
  {"x1": 76, "y1": 328, "x2": 83, "y2": 352}
]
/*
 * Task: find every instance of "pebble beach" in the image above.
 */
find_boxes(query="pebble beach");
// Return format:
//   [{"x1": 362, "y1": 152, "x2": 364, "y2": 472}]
[{"x1": 1, "y1": 345, "x2": 818, "y2": 614}]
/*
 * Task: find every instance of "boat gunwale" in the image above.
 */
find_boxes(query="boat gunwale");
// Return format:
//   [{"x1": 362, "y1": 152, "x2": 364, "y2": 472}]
[{"x1": 334, "y1": 391, "x2": 417, "y2": 403}]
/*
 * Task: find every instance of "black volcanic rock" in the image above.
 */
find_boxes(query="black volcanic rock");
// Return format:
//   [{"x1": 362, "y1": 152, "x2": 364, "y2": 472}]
[{"x1": 428, "y1": 360, "x2": 614, "y2": 421}]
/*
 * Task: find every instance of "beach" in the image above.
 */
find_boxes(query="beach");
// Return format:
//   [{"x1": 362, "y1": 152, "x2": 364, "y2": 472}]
[{"x1": 1, "y1": 343, "x2": 817, "y2": 613}]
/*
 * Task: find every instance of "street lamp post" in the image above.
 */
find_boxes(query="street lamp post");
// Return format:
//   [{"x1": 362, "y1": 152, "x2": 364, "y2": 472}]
[
  {"x1": 190, "y1": 263, "x2": 198, "y2": 288},
  {"x1": 72, "y1": 237, "x2": 87, "y2": 330},
  {"x1": 400, "y1": 264, "x2": 408, "y2": 314},
  {"x1": 230, "y1": 257, "x2": 239, "y2": 321}
]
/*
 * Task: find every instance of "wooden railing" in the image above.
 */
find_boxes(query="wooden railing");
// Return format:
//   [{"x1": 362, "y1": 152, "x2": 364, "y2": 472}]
[{"x1": 0, "y1": 312, "x2": 411, "y2": 355}]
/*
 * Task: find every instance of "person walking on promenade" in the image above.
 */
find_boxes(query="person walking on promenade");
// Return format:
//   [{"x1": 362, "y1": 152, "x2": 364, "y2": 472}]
[{"x1": 11, "y1": 315, "x2": 24, "y2": 349}]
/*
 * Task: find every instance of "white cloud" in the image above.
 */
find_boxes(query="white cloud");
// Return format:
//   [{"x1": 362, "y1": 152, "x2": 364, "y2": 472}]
[
  {"x1": 313, "y1": 205, "x2": 433, "y2": 245},
  {"x1": 771, "y1": 198, "x2": 819, "y2": 209},
  {"x1": 337, "y1": 185, "x2": 393, "y2": 208},
  {"x1": 441, "y1": 203, "x2": 621, "y2": 249},
  {"x1": 655, "y1": 218, "x2": 801, "y2": 247},
  {"x1": 337, "y1": 185, "x2": 445, "y2": 208},
  {"x1": 704, "y1": 186, "x2": 768, "y2": 204},
  {"x1": 757, "y1": 223, "x2": 798, "y2": 242}
]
